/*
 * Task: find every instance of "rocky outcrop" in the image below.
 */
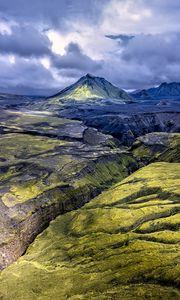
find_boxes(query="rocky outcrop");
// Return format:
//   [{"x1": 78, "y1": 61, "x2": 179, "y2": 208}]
[
  {"x1": 0, "y1": 162, "x2": 179, "y2": 299},
  {"x1": 37, "y1": 99, "x2": 180, "y2": 146},
  {"x1": 81, "y1": 112, "x2": 180, "y2": 146},
  {"x1": 131, "y1": 132, "x2": 180, "y2": 164}
]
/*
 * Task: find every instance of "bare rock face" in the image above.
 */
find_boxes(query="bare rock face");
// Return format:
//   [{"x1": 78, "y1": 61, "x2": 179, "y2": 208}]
[
  {"x1": 83, "y1": 127, "x2": 116, "y2": 146},
  {"x1": 82, "y1": 112, "x2": 180, "y2": 145}
]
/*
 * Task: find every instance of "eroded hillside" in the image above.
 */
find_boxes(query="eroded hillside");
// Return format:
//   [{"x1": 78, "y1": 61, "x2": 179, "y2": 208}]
[
  {"x1": 0, "y1": 162, "x2": 179, "y2": 299},
  {"x1": 0, "y1": 107, "x2": 179, "y2": 300},
  {"x1": 0, "y1": 110, "x2": 138, "y2": 269}
]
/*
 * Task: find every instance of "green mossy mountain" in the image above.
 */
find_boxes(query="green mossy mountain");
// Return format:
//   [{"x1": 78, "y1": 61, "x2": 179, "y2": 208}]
[
  {"x1": 47, "y1": 74, "x2": 132, "y2": 102},
  {"x1": 0, "y1": 162, "x2": 179, "y2": 300}
]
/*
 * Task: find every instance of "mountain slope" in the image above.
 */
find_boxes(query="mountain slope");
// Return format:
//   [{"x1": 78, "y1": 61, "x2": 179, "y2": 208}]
[
  {"x1": 48, "y1": 74, "x2": 132, "y2": 102},
  {"x1": 0, "y1": 162, "x2": 180, "y2": 299},
  {"x1": 132, "y1": 82, "x2": 180, "y2": 101}
]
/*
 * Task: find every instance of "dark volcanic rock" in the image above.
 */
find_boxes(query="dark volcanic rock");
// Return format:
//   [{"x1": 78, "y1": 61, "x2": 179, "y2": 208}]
[
  {"x1": 83, "y1": 127, "x2": 115, "y2": 146},
  {"x1": 75, "y1": 111, "x2": 180, "y2": 146},
  {"x1": 32, "y1": 99, "x2": 180, "y2": 146}
]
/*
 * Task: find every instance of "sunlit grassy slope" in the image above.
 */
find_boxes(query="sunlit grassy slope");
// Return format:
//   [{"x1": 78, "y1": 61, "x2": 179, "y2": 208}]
[
  {"x1": 48, "y1": 74, "x2": 132, "y2": 102},
  {"x1": 0, "y1": 162, "x2": 179, "y2": 300}
]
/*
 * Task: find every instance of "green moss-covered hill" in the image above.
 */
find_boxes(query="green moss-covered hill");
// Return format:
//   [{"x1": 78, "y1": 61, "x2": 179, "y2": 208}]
[
  {"x1": 0, "y1": 162, "x2": 179, "y2": 300},
  {"x1": 47, "y1": 74, "x2": 132, "y2": 102}
]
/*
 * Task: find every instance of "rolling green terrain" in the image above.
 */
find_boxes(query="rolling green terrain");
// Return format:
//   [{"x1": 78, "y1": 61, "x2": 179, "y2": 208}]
[
  {"x1": 0, "y1": 162, "x2": 179, "y2": 299},
  {"x1": 0, "y1": 107, "x2": 179, "y2": 299}
]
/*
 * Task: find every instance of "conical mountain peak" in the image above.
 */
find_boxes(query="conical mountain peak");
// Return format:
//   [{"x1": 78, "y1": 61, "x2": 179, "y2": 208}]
[
  {"x1": 48, "y1": 74, "x2": 132, "y2": 102},
  {"x1": 85, "y1": 73, "x2": 95, "y2": 78}
]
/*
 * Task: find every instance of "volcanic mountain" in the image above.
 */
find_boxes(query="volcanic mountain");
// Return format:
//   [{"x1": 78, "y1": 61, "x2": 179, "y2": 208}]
[
  {"x1": 132, "y1": 82, "x2": 180, "y2": 101},
  {"x1": 47, "y1": 74, "x2": 132, "y2": 102}
]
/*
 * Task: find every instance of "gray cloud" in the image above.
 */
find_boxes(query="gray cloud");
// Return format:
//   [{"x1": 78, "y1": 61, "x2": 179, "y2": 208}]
[
  {"x1": 0, "y1": 0, "x2": 107, "y2": 28},
  {"x1": 0, "y1": 56, "x2": 57, "y2": 95},
  {"x1": 105, "y1": 34, "x2": 135, "y2": 46},
  {"x1": 0, "y1": 25, "x2": 52, "y2": 57},
  {"x1": 122, "y1": 32, "x2": 180, "y2": 65},
  {"x1": 51, "y1": 42, "x2": 102, "y2": 72},
  {"x1": 98, "y1": 32, "x2": 180, "y2": 89},
  {"x1": 0, "y1": 0, "x2": 180, "y2": 93}
]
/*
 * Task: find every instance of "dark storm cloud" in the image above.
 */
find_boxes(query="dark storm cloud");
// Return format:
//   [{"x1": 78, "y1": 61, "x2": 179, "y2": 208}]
[
  {"x1": 120, "y1": 32, "x2": 180, "y2": 87},
  {"x1": 106, "y1": 34, "x2": 135, "y2": 46},
  {"x1": 57, "y1": 69, "x2": 86, "y2": 79},
  {"x1": 122, "y1": 32, "x2": 180, "y2": 65},
  {"x1": 0, "y1": 0, "x2": 180, "y2": 93},
  {"x1": 0, "y1": 0, "x2": 107, "y2": 28},
  {"x1": 0, "y1": 25, "x2": 52, "y2": 57},
  {"x1": 0, "y1": 57, "x2": 57, "y2": 95},
  {"x1": 51, "y1": 42, "x2": 102, "y2": 72},
  {"x1": 99, "y1": 32, "x2": 180, "y2": 89}
]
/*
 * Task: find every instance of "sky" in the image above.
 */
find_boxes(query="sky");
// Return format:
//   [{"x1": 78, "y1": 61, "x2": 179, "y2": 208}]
[{"x1": 0, "y1": 0, "x2": 180, "y2": 95}]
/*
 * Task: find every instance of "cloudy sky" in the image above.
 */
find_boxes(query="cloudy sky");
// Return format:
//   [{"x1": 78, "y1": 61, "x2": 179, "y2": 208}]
[{"x1": 0, "y1": 0, "x2": 180, "y2": 95}]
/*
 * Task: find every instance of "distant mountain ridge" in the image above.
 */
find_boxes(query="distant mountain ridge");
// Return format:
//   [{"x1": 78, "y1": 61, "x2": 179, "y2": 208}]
[
  {"x1": 47, "y1": 74, "x2": 132, "y2": 102},
  {"x1": 132, "y1": 82, "x2": 180, "y2": 101},
  {"x1": 0, "y1": 92, "x2": 32, "y2": 107}
]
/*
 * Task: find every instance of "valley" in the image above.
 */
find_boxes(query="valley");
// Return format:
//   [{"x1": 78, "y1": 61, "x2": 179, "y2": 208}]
[{"x1": 0, "y1": 74, "x2": 179, "y2": 299}]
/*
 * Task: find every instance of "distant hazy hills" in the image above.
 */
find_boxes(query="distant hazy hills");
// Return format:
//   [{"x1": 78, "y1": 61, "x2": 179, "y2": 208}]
[
  {"x1": 132, "y1": 82, "x2": 180, "y2": 101},
  {"x1": 1, "y1": 78, "x2": 180, "y2": 106},
  {"x1": 47, "y1": 73, "x2": 132, "y2": 102},
  {"x1": 0, "y1": 93, "x2": 31, "y2": 106}
]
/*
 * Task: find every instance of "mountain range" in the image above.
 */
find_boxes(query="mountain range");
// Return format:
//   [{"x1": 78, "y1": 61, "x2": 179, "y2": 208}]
[
  {"x1": 132, "y1": 82, "x2": 180, "y2": 101},
  {"x1": 47, "y1": 73, "x2": 132, "y2": 102},
  {"x1": 1, "y1": 77, "x2": 180, "y2": 106}
]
